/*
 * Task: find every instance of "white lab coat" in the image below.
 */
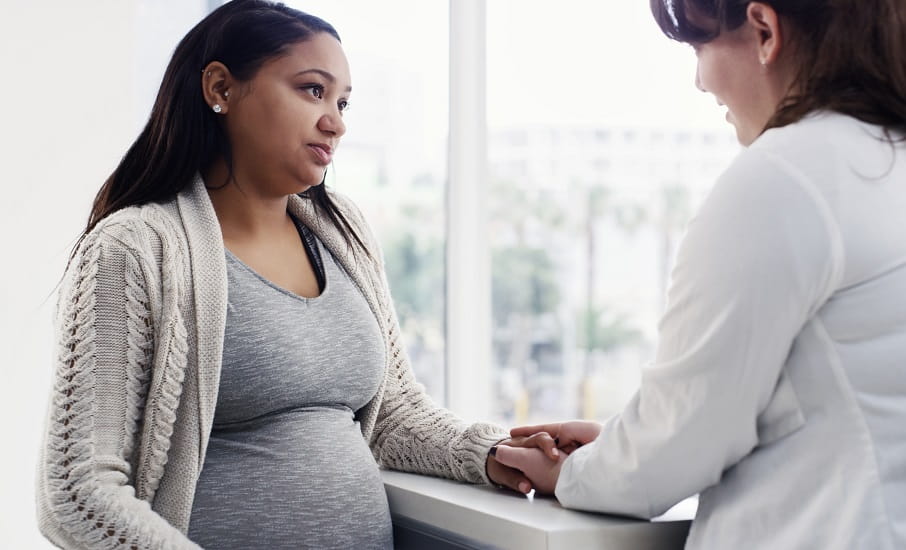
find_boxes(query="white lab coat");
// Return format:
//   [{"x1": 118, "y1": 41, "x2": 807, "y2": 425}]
[{"x1": 555, "y1": 112, "x2": 906, "y2": 549}]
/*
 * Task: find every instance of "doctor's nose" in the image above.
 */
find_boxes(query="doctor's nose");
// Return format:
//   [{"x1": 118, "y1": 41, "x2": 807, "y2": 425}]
[{"x1": 694, "y1": 65, "x2": 705, "y2": 93}]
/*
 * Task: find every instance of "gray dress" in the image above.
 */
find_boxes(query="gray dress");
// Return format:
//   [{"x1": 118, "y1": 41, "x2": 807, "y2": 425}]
[{"x1": 187, "y1": 227, "x2": 392, "y2": 549}]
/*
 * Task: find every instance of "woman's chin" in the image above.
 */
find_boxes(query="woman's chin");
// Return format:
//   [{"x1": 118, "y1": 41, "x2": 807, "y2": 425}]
[
  {"x1": 290, "y1": 173, "x2": 326, "y2": 195},
  {"x1": 298, "y1": 169, "x2": 328, "y2": 191}
]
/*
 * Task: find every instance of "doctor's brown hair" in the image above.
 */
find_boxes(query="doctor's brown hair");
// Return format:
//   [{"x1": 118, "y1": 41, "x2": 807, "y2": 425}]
[{"x1": 650, "y1": 0, "x2": 906, "y2": 138}]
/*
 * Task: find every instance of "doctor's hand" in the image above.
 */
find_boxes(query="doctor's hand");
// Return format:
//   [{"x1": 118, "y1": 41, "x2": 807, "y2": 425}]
[
  {"x1": 486, "y1": 433, "x2": 560, "y2": 494},
  {"x1": 490, "y1": 445, "x2": 566, "y2": 495},
  {"x1": 510, "y1": 420, "x2": 602, "y2": 455}
]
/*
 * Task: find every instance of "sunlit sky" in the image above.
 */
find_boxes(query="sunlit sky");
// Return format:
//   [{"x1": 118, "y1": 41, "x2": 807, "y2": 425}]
[{"x1": 486, "y1": 1, "x2": 727, "y2": 129}]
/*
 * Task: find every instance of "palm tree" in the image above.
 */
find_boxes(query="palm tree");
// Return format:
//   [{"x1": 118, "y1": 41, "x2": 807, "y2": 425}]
[
  {"x1": 488, "y1": 178, "x2": 565, "y2": 422},
  {"x1": 578, "y1": 183, "x2": 646, "y2": 418},
  {"x1": 657, "y1": 183, "x2": 692, "y2": 311}
]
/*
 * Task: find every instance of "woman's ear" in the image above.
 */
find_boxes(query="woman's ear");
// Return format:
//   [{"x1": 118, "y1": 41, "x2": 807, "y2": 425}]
[
  {"x1": 201, "y1": 61, "x2": 234, "y2": 114},
  {"x1": 746, "y1": 2, "x2": 783, "y2": 66}
]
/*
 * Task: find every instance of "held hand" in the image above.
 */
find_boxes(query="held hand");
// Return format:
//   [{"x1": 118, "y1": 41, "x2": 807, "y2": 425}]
[
  {"x1": 486, "y1": 433, "x2": 560, "y2": 493},
  {"x1": 509, "y1": 421, "x2": 602, "y2": 455},
  {"x1": 506, "y1": 431, "x2": 562, "y2": 460},
  {"x1": 486, "y1": 437, "x2": 544, "y2": 494},
  {"x1": 490, "y1": 445, "x2": 566, "y2": 495}
]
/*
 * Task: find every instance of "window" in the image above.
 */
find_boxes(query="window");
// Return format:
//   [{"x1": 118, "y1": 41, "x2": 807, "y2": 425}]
[{"x1": 485, "y1": 1, "x2": 740, "y2": 424}]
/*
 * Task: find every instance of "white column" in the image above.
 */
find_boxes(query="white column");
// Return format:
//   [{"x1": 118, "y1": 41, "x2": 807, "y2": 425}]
[{"x1": 446, "y1": 0, "x2": 491, "y2": 421}]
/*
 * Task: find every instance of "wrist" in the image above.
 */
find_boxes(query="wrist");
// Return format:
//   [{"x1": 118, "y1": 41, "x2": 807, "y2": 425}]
[{"x1": 485, "y1": 439, "x2": 509, "y2": 487}]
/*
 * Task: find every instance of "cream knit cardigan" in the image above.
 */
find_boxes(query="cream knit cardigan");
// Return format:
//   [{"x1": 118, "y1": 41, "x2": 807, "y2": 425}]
[{"x1": 37, "y1": 176, "x2": 508, "y2": 549}]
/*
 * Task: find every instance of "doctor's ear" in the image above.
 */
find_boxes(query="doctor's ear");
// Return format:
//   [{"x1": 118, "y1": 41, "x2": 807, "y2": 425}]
[
  {"x1": 746, "y1": 2, "x2": 784, "y2": 67},
  {"x1": 201, "y1": 62, "x2": 235, "y2": 115}
]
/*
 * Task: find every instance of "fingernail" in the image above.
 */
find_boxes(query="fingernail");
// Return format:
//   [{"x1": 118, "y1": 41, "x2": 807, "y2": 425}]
[
  {"x1": 552, "y1": 448, "x2": 560, "y2": 457},
  {"x1": 489, "y1": 446, "x2": 498, "y2": 457},
  {"x1": 519, "y1": 482, "x2": 530, "y2": 493}
]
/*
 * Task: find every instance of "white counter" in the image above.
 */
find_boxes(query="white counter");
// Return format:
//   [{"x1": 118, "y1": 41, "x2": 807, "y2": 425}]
[{"x1": 382, "y1": 470, "x2": 695, "y2": 550}]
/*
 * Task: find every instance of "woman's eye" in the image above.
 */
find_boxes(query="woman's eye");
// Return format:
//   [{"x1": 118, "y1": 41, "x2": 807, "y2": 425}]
[
  {"x1": 300, "y1": 84, "x2": 324, "y2": 99},
  {"x1": 338, "y1": 100, "x2": 350, "y2": 113}
]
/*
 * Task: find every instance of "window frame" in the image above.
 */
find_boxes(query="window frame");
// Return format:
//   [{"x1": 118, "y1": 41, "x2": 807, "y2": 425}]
[{"x1": 445, "y1": 0, "x2": 493, "y2": 419}]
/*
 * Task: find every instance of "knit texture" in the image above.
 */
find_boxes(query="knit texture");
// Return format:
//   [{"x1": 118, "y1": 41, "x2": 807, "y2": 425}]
[{"x1": 37, "y1": 176, "x2": 508, "y2": 549}]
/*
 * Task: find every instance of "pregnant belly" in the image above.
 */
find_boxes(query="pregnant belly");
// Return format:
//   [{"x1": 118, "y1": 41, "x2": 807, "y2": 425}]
[{"x1": 188, "y1": 407, "x2": 392, "y2": 550}]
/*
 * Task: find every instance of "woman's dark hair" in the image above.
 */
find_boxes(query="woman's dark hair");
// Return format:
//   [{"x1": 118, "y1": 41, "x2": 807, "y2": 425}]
[
  {"x1": 81, "y1": 0, "x2": 367, "y2": 252},
  {"x1": 650, "y1": 0, "x2": 906, "y2": 137}
]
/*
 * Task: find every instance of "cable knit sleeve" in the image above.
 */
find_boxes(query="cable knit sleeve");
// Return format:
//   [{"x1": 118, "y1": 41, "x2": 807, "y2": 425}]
[
  {"x1": 37, "y1": 226, "x2": 200, "y2": 550},
  {"x1": 326, "y1": 193, "x2": 510, "y2": 484},
  {"x1": 370, "y1": 283, "x2": 509, "y2": 484}
]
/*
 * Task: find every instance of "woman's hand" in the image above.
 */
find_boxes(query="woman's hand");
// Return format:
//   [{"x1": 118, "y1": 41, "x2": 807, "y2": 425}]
[
  {"x1": 490, "y1": 445, "x2": 566, "y2": 495},
  {"x1": 486, "y1": 433, "x2": 560, "y2": 494},
  {"x1": 510, "y1": 421, "x2": 602, "y2": 455},
  {"x1": 486, "y1": 422, "x2": 601, "y2": 494}
]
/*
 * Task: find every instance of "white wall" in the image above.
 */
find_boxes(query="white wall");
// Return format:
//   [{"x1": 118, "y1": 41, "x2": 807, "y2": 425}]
[{"x1": 0, "y1": 2, "x2": 205, "y2": 546}]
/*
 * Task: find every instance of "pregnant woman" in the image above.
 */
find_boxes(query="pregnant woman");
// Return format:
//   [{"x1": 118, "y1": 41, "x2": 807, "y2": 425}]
[{"x1": 36, "y1": 2, "x2": 532, "y2": 548}]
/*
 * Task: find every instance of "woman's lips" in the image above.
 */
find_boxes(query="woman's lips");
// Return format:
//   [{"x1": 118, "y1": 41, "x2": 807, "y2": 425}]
[{"x1": 308, "y1": 144, "x2": 333, "y2": 165}]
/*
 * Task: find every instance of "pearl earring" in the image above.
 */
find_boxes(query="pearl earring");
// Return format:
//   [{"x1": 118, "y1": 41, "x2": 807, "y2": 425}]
[
  {"x1": 224, "y1": 91, "x2": 230, "y2": 98},
  {"x1": 212, "y1": 104, "x2": 223, "y2": 113}
]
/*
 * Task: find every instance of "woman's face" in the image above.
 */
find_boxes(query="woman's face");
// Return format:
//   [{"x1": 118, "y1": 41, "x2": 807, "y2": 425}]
[
  {"x1": 692, "y1": 23, "x2": 781, "y2": 146},
  {"x1": 224, "y1": 33, "x2": 351, "y2": 194}
]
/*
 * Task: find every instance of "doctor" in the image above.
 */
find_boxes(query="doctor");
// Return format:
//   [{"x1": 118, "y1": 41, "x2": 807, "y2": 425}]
[{"x1": 493, "y1": 1, "x2": 906, "y2": 548}]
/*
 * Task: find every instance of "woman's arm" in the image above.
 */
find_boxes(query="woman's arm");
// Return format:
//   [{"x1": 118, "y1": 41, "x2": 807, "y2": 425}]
[
  {"x1": 37, "y1": 227, "x2": 200, "y2": 549},
  {"x1": 554, "y1": 149, "x2": 843, "y2": 518},
  {"x1": 367, "y1": 280, "x2": 510, "y2": 484}
]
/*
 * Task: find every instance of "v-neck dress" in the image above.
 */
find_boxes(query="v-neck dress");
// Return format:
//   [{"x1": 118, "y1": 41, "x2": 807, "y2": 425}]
[{"x1": 187, "y1": 229, "x2": 392, "y2": 550}]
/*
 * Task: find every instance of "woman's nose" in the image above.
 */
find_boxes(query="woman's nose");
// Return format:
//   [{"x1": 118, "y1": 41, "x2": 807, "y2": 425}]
[
  {"x1": 694, "y1": 65, "x2": 705, "y2": 92},
  {"x1": 318, "y1": 111, "x2": 346, "y2": 138}
]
